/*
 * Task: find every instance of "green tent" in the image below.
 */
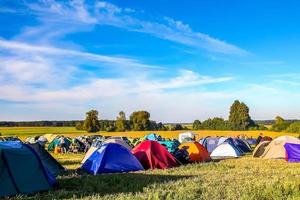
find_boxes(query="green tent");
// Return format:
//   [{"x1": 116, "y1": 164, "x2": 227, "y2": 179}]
[
  {"x1": 28, "y1": 143, "x2": 65, "y2": 176},
  {"x1": 0, "y1": 141, "x2": 55, "y2": 197},
  {"x1": 158, "y1": 141, "x2": 180, "y2": 153},
  {"x1": 47, "y1": 136, "x2": 71, "y2": 151}
]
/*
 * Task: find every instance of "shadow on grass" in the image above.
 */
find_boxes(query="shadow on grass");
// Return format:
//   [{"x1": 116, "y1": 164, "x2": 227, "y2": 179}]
[{"x1": 55, "y1": 173, "x2": 191, "y2": 199}]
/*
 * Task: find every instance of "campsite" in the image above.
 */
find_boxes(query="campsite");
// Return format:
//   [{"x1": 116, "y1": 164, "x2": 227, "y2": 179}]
[
  {"x1": 2, "y1": 0, "x2": 300, "y2": 199},
  {"x1": 0, "y1": 128, "x2": 299, "y2": 199}
]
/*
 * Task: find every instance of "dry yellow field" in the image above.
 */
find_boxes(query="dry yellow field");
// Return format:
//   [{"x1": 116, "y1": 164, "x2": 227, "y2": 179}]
[{"x1": 1, "y1": 127, "x2": 298, "y2": 140}]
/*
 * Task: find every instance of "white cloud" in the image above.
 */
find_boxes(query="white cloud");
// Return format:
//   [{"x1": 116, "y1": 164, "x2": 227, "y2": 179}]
[{"x1": 20, "y1": 0, "x2": 248, "y2": 55}]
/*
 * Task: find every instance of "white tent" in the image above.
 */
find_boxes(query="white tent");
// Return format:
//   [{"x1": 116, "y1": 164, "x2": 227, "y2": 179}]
[
  {"x1": 178, "y1": 132, "x2": 198, "y2": 143},
  {"x1": 210, "y1": 142, "x2": 242, "y2": 159}
]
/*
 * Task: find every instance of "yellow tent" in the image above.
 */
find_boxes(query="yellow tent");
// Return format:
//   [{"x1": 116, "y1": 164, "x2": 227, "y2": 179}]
[{"x1": 261, "y1": 136, "x2": 300, "y2": 159}]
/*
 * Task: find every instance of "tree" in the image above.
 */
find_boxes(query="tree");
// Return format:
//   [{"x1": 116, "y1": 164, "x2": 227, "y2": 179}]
[
  {"x1": 75, "y1": 122, "x2": 84, "y2": 130},
  {"x1": 192, "y1": 120, "x2": 202, "y2": 130},
  {"x1": 170, "y1": 124, "x2": 184, "y2": 131},
  {"x1": 83, "y1": 110, "x2": 100, "y2": 133},
  {"x1": 271, "y1": 116, "x2": 291, "y2": 132},
  {"x1": 129, "y1": 111, "x2": 151, "y2": 131},
  {"x1": 115, "y1": 111, "x2": 128, "y2": 132},
  {"x1": 275, "y1": 116, "x2": 284, "y2": 125},
  {"x1": 201, "y1": 117, "x2": 230, "y2": 130},
  {"x1": 228, "y1": 100, "x2": 254, "y2": 130}
]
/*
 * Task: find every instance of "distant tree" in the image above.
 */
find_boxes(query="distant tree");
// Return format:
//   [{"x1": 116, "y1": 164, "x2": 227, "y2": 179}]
[
  {"x1": 192, "y1": 120, "x2": 202, "y2": 130},
  {"x1": 83, "y1": 110, "x2": 100, "y2": 133},
  {"x1": 129, "y1": 111, "x2": 151, "y2": 131},
  {"x1": 170, "y1": 124, "x2": 184, "y2": 131},
  {"x1": 75, "y1": 122, "x2": 84, "y2": 130},
  {"x1": 115, "y1": 111, "x2": 128, "y2": 132},
  {"x1": 201, "y1": 117, "x2": 230, "y2": 130},
  {"x1": 271, "y1": 116, "x2": 291, "y2": 132},
  {"x1": 157, "y1": 122, "x2": 167, "y2": 131},
  {"x1": 228, "y1": 100, "x2": 254, "y2": 130},
  {"x1": 275, "y1": 116, "x2": 284, "y2": 125},
  {"x1": 286, "y1": 122, "x2": 300, "y2": 133}
]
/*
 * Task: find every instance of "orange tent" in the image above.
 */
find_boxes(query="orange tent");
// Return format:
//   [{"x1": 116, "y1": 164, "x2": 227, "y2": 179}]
[{"x1": 179, "y1": 142, "x2": 211, "y2": 162}]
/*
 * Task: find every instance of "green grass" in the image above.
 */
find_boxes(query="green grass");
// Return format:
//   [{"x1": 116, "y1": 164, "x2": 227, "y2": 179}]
[{"x1": 18, "y1": 153, "x2": 300, "y2": 200}]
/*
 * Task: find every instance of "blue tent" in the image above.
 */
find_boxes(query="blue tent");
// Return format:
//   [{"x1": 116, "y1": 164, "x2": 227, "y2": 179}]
[
  {"x1": 246, "y1": 138, "x2": 258, "y2": 145},
  {"x1": 144, "y1": 133, "x2": 162, "y2": 141},
  {"x1": 0, "y1": 141, "x2": 55, "y2": 197},
  {"x1": 82, "y1": 143, "x2": 144, "y2": 175},
  {"x1": 200, "y1": 137, "x2": 221, "y2": 153},
  {"x1": 233, "y1": 138, "x2": 251, "y2": 153}
]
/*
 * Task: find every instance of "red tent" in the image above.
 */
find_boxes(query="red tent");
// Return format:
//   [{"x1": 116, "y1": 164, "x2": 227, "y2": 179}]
[{"x1": 132, "y1": 140, "x2": 177, "y2": 170}]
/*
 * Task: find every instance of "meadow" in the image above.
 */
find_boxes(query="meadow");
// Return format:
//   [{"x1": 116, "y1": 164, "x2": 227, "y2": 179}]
[
  {"x1": 20, "y1": 153, "x2": 300, "y2": 200},
  {"x1": 2, "y1": 127, "x2": 300, "y2": 200}
]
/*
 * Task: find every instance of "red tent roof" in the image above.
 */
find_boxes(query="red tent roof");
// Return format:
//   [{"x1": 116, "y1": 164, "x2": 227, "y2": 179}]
[{"x1": 132, "y1": 140, "x2": 177, "y2": 170}]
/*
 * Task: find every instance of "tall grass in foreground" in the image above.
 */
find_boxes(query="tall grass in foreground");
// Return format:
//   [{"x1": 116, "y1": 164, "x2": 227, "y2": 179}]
[{"x1": 18, "y1": 154, "x2": 300, "y2": 200}]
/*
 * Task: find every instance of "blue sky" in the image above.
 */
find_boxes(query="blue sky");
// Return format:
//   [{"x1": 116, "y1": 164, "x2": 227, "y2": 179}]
[{"x1": 0, "y1": 0, "x2": 300, "y2": 122}]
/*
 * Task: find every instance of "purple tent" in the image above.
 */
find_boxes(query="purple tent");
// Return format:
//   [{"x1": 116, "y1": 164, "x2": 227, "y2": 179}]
[{"x1": 284, "y1": 143, "x2": 300, "y2": 162}]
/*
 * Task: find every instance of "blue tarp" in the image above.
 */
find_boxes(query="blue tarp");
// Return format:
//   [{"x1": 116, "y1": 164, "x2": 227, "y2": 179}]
[{"x1": 82, "y1": 143, "x2": 144, "y2": 175}]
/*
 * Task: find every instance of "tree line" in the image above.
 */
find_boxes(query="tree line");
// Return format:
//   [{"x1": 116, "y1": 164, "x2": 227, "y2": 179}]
[{"x1": 2, "y1": 100, "x2": 297, "y2": 133}]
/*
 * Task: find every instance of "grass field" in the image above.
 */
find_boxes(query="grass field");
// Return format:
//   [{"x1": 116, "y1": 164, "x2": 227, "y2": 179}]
[
  {"x1": 0, "y1": 127, "x2": 299, "y2": 141},
  {"x1": 20, "y1": 153, "x2": 300, "y2": 200},
  {"x1": 2, "y1": 127, "x2": 300, "y2": 199}
]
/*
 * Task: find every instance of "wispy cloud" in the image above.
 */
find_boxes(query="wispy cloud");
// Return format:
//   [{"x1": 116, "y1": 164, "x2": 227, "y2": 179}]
[
  {"x1": 19, "y1": 0, "x2": 248, "y2": 55},
  {"x1": 0, "y1": 39, "x2": 163, "y2": 70}
]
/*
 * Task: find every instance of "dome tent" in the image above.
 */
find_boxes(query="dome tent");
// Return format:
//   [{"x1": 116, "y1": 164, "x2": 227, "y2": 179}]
[
  {"x1": 28, "y1": 143, "x2": 65, "y2": 176},
  {"x1": 82, "y1": 143, "x2": 144, "y2": 175},
  {"x1": 284, "y1": 143, "x2": 300, "y2": 162},
  {"x1": 0, "y1": 141, "x2": 55, "y2": 197},
  {"x1": 199, "y1": 137, "x2": 221, "y2": 153},
  {"x1": 103, "y1": 138, "x2": 132, "y2": 150},
  {"x1": 261, "y1": 136, "x2": 300, "y2": 159},
  {"x1": 179, "y1": 142, "x2": 211, "y2": 162},
  {"x1": 132, "y1": 140, "x2": 177, "y2": 170},
  {"x1": 253, "y1": 141, "x2": 271, "y2": 158},
  {"x1": 210, "y1": 141, "x2": 243, "y2": 159}
]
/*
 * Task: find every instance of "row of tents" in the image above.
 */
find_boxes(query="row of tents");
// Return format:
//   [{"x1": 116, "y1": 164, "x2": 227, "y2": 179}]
[
  {"x1": 1, "y1": 133, "x2": 299, "y2": 197},
  {"x1": 253, "y1": 135, "x2": 300, "y2": 162}
]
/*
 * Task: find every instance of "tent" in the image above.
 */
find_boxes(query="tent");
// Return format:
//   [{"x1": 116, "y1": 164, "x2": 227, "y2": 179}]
[
  {"x1": 233, "y1": 138, "x2": 251, "y2": 153},
  {"x1": 158, "y1": 140, "x2": 180, "y2": 153},
  {"x1": 252, "y1": 141, "x2": 271, "y2": 158},
  {"x1": 132, "y1": 140, "x2": 177, "y2": 170},
  {"x1": 103, "y1": 139, "x2": 132, "y2": 150},
  {"x1": 284, "y1": 143, "x2": 300, "y2": 162},
  {"x1": 81, "y1": 146, "x2": 98, "y2": 164},
  {"x1": 179, "y1": 142, "x2": 211, "y2": 162},
  {"x1": 246, "y1": 138, "x2": 258, "y2": 145},
  {"x1": 261, "y1": 136, "x2": 300, "y2": 159},
  {"x1": 199, "y1": 137, "x2": 221, "y2": 153},
  {"x1": 0, "y1": 141, "x2": 55, "y2": 197},
  {"x1": 43, "y1": 134, "x2": 58, "y2": 143},
  {"x1": 81, "y1": 143, "x2": 144, "y2": 175},
  {"x1": 178, "y1": 132, "x2": 198, "y2": 143},
  {"x1": 47, "y1": 137, "x2": 72, "y2": 151},
  {"x1": 144, "y1": 133, "x2": 162, "y2": 141},
  {"x1": 28, "y1": 143, "x2": 65, "y2": 176},
  {"x1": 210, "y1": 142, "x2": 243, "y2": 159}
]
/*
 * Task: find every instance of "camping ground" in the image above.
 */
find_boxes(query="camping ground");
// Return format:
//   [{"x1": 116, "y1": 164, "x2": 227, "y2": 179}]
[
  {"x1": 2, "y1": 127, "x2": 300, "y2": 200},
  {"x1": 23, "y1": 153, "x2": 300, "y2": 200}
]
